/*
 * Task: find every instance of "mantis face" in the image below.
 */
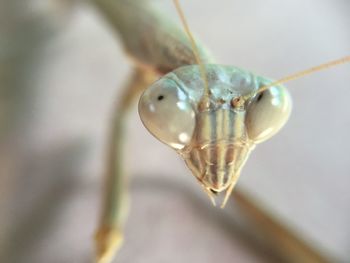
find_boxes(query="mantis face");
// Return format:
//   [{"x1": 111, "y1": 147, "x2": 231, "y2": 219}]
[{"x1": 139, "y1": 65, "x2": 292, "y2": 204}]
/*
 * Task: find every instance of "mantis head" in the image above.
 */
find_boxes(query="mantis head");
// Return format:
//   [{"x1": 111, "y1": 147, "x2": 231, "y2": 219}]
[{"x1": 139, "y1": 65, "x2": 292, "y2": 206}]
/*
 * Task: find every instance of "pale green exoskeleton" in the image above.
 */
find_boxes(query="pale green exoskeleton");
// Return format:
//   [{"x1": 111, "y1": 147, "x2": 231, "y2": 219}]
[
  {"x1": 139, "y1": 65, "x2": 292, "y2": 207},
  {"x1": 92, "y1": 0, "x2": 349, "y2": 262}
]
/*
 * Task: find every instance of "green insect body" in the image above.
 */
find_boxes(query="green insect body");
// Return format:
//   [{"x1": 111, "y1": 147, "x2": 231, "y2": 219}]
[{"x1": 92, "y1": 0, "x2": 293, "y2": 262}]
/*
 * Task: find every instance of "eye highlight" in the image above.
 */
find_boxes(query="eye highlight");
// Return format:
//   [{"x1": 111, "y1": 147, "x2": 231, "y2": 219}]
[
  {"x1": 245, "y1": 85, "x2": 292, "y2": 144},
  {"x1": 138, "y1": 78, "x2": 196, "y2": 149}
]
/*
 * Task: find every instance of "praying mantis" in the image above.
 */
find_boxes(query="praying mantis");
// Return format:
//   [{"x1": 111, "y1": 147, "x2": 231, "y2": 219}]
[{"x1": 91, "y1": 0, "x2": 350, "y2": 262}]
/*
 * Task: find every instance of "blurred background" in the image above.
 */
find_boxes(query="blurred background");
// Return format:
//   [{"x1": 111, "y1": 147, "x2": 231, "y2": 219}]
[{"x1": 0, "y1": 0, "x2": 349, "y2": 262}]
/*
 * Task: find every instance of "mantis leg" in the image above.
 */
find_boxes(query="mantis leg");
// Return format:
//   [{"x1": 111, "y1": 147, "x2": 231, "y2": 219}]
[{"x1": 95, "y1": 67, "x2": 157, "y2": 263}]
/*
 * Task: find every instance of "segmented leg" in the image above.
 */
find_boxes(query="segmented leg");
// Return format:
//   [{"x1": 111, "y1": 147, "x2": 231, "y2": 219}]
[{"x1": 95, "y1": 67, "x2": 158, "y2": 263}]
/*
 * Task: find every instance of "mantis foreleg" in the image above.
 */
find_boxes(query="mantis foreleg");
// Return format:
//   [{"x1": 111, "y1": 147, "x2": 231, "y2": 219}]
[{"x1": 95, "y1": 67, "x2": 157, "y2": 263}]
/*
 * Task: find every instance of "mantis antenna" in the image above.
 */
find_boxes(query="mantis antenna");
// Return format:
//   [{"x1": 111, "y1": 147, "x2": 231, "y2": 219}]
[
  {"x1": 250, "y1": 55, "x2": 350, "y2": 97},
  {"x1": 173, "y1": 0, "x2": 210, "y2": 103}
]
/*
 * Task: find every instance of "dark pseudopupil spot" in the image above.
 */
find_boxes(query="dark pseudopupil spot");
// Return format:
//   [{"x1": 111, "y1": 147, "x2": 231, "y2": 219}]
[
  {"x1": 257, "y1": 92, "x2": 264, "y2": 102},
  {"x1": 157, "y1": 95, "x2": 164, "y2": 101}
]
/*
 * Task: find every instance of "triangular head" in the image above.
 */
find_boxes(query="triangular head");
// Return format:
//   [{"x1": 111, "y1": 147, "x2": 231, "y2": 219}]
[{"x1": 139, "y1": 65, "x2": 292, "y2": 207}]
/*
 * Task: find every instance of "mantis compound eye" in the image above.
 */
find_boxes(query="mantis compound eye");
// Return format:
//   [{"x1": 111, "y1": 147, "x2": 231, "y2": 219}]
[
  {"x1": 138, "y1": 78, "x2": 195, "y2": 150},
  {"x1": 245, "y1": 85, "x2": 292, "y2": 143}
]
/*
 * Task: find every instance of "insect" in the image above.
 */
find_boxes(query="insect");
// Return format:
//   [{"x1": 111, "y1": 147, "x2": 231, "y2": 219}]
[{"x1": 92, "y1": 0, "x2": 349, "y2": 262}]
